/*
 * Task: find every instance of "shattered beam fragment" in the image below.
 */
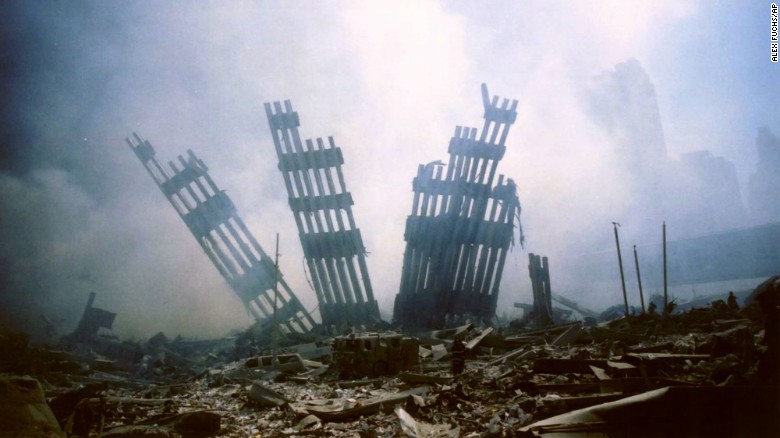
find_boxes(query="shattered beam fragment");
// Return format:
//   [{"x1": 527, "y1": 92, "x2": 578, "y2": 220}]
[
  {"x1": 127, "y1": 133, "x2": 316, "y2": 333},
  {"x1": 264, "y1": 100, "x2": 381, "y2": 327},
  {"x1": 393, "y1": 84, "x2": 522, "y2": 329}
]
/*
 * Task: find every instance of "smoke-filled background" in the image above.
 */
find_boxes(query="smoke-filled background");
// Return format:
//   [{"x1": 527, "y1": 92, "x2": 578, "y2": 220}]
[{"x1": 2, "y1": 1, "x2": 778, "y2": 341}]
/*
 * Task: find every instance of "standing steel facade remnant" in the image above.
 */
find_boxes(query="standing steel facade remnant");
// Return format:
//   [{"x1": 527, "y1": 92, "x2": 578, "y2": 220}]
[
  {"x1": 127, "y1": 133, "x2": 316, "y2": 333},
  {"x1": 264, "y1": 101, "x2": 381, "y2": 327},
  {"x1": 528, "y1": 253, "x2": 553, "y2": 326},
  {"x1": 393, "y1": 84, "x2": 522, "y2": 329}
]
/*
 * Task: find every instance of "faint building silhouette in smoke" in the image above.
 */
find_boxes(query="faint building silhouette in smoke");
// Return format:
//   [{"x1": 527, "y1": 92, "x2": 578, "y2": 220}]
[
  {"x1": 748, "y1": 127, "x2": 780, "y2": 225},
  {"x1": 587, "y1": 58, "x2": 671, "y2": 239},
  {"x1": 587, "y1": 58, "x2": 746, "y2": 237},
  {"x1": 588, "y1": 58, "x2": 668, "y2": 174},
  {"x1": 675, "y1": 150, "x2": 746, "y2": 233}
]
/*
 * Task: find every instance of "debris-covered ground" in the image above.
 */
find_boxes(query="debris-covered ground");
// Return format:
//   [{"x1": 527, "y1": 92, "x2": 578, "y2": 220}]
[{"x1": 2, "y1": 283, "x2": 779, "y2": 437}]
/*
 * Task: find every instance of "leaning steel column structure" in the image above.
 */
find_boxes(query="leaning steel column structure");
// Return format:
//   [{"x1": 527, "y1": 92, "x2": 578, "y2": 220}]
[
  {"x1": 127, "y1": 133, "x2": 316, "y2": 333},
  {"x1": 393, "y1": 84, "x2": 522, "y2": 329},
  {"x1": 264, "y1": 101, "x2": 381, "y2": 327}
]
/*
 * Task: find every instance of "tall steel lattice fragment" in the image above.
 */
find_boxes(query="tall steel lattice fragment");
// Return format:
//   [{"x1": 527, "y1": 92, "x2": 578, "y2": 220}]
[
  {"x1": 393, "y1": 84, "x2": 522, "y2": 329},
  {"x1": 127, "y1": 133, "x2": 316, "y2": 333},
  {"x1": 264, "y1": 101, "x2": 381, "y2": 327}
]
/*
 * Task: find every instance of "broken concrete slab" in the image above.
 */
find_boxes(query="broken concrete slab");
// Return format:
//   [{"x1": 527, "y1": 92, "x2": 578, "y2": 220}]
[
  {"x1": 396, "y1": 406, "x2": 460, "y2": 438},
  {"x1": 244, "y1": 353, "x2": 307, "y2": 373},
  {"x1": 533, "y1": 358, "x2": 609, "y2": 374},
  {"x1": 300, "y1": 386, "x2": 430, "y2": 422},
  {"x1": 0, "y1": 375, "x2": 63, "y2": 437},
  {"x1": 520, "y1": 386, "x2": 780, "y2": 437},
  {"x1": 431, "y1": 344, "x2": 448, "y2": 361},
  {"x1": 399, "y1": 372, "x2": 454, "y2": 385},
  {"x1": 465, "y1": 327, "x2": 494, "y2": 350},
  {"x1": 246, "y1": 382, "x2": 287, "y2": 407},
  {"x1": 551, "y1": 324, "x2": 585, "y2": 346}
]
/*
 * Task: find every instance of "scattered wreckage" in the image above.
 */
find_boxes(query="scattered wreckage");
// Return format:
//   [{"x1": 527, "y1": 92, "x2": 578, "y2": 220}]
[
  {"x1": 2, "y1": 278, "x2": 779, "y2": 436},
  {"x1": 332, "y1": 332, "x2": 420, "y2": 379}
]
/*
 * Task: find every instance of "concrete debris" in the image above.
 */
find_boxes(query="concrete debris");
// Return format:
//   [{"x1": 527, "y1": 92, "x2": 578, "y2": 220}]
[
  {"x1": 430, "y1": 344, "x2": 449, "y2": 362},
  {"x1": 246, "y1": 382, "x2": 287, "y2": 407},
  {"x1": 2, "y1": 277, "x2": 779, "y2": 436},
  {"x1": 399, "y1": 372, "x2": 454, "y2": 385},
  {"x1": 465, "y1": 327, "x2": 494, "y2": 351},
  {"x1": 292, "y1": 414, "x2": 321, "y2": 431},
  {"x1": 520, "y1": 386, "x2": 779, "y2": 437},
  {"x1": 332, "y1": 332, "x2": 420, "y2": 378},
  {"x1": 245, "y1": 353, "x2": 307, "y2": 374},
  {"x1": 396, "y1": 406, "x2": 460, "y2": 438},
  {"x1": 0, "y1": 375, "x2": 64, "y2": 437},
  {"x1": 300, "y1": 386, "x2": 430, "y2": 422}
]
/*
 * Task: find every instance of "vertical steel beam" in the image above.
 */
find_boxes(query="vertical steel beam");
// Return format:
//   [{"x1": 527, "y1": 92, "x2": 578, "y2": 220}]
[
  {"x1": 613, "y1": 222, "x2": 629, "y2": 316},
  {"x1": 634, "y1": 245, "x2": 646, "y2": 314}
]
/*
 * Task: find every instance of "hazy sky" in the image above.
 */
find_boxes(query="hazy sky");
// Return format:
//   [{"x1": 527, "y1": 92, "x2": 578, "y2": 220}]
[{"x1": 1, "y1": 1, "x2": 777, "y2": 340}]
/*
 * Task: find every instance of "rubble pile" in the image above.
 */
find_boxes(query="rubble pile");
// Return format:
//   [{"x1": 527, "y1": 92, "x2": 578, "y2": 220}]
[{"x1": 1, "y1": 288, "x2": 778, "y2": 437}]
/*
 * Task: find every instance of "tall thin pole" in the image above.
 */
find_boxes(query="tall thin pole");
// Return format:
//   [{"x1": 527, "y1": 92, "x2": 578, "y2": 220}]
[
  {"x1": 613, "y1": 222, "x2": 629, "y2": 316},
  {"x1": 662, "y1": 222, "x2": 668, "y2": 316},
  {"x1": 633, "y1": 245, "x2": 645, "y2": 313},
  {"x1": 273, "y1": 233, "x2": 279, "y2": 369}
]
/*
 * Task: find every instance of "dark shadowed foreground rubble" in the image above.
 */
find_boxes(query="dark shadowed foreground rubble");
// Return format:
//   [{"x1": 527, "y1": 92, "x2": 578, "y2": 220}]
[{"x1": 2, "y1": 284, "x2": 779, "y2": 437}]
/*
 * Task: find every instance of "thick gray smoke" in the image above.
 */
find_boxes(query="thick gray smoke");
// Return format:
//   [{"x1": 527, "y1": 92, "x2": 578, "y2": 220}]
[{"x1": 1, "y1": 1, "x2": 777, "y2": 340}]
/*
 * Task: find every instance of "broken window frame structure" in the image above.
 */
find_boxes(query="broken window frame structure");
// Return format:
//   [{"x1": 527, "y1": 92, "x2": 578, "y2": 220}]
[
  {"x1": 127, "y1": 133, "x2": 316, "y2": 333},
  {"x1": 264, "y1": 102, "x2": 381, "y2": 327},
  {"x1": 394, "y1": 84, "x2": 522, "y2": 329}
]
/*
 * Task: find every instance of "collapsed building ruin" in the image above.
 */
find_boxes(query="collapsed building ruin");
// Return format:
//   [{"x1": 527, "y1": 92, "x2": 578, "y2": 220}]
[
  {"x1": 393, "y1": 84, "x2": 523, "y2": 329},
  {"x1": 67, "y1": 292, "x2": 116, "y2": 342},
  {"x1": 264, "y1": 100, "x2": 381, "y2": 327},
  {"x1": 62, "y1": 292, "x2": 141, "y2": 364},
  {"x1": 127, "y1": 133, "x2": 316, "y2": 333}
]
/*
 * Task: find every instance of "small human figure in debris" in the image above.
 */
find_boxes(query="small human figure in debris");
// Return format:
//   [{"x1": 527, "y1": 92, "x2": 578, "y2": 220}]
[
  {"x1": 647, "y1": 301, "x2": 657, "y2": 316},
  {"x1": 451, "y1": 337, "x2": 466, "y2": 376},
  {"x1": 727, "y1": 291, "x2": 740, "y2": 312},
  {"x1": 664, "y1": 300, "x2": 676, "y2": 316}
]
